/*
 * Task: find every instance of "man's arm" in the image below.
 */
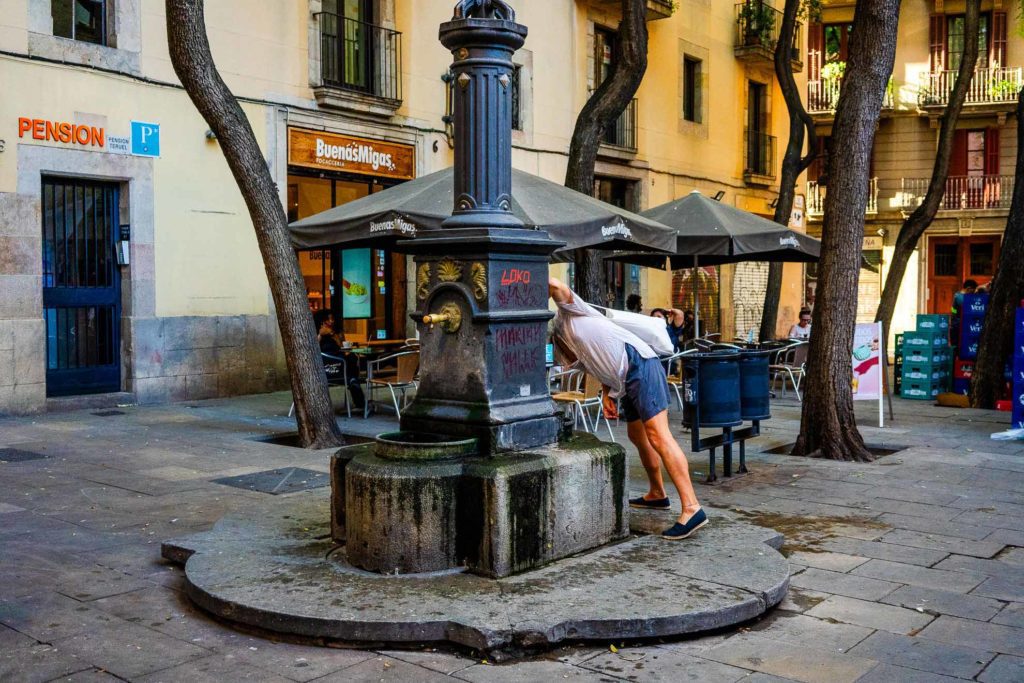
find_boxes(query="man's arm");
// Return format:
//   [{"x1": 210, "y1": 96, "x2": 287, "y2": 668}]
[
  {"x1": 667, "y1": 308, "x2": 685, "y2": 326},
  {"x1": 548, "y1": 276, "x2": 573, "y2": 305}
]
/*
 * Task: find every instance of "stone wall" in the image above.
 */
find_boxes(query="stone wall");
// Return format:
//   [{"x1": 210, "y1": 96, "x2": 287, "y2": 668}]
[{"x1": 129, "y1": 314, "x2": 288, "y2": 405}]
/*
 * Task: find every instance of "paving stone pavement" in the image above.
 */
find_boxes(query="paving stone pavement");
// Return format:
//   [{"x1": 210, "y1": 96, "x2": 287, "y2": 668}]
[{"x1": 0, "y1": 392, "x2": 1023, "y2": 681}]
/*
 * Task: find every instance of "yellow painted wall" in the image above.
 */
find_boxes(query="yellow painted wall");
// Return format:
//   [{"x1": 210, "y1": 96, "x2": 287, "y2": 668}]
[{"x1": 3, "y1": 0, "x2": 812, "y2": 329}]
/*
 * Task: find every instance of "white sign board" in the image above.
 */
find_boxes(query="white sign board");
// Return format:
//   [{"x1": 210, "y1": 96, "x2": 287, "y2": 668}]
[{"x1": 852, "y1": 321, "x2": 886, "y2": 427}]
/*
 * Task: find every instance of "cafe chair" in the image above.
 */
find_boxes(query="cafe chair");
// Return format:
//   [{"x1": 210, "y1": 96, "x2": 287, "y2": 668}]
[
  {"x1": 769, "y1": 341, "x2": 809, "y2": 401},
  {"x1": 366, "y1": 350, "x2": 419, "y2": 418},
  {"x1": 288, "y1": 352, "x2": 362, "y2": 419},
  {"x1": 660, "y1": 350, "x2": 695, "y2": 412},
  {"x1": 551, "y1": 371, "x2": 615, "y2": 442}
]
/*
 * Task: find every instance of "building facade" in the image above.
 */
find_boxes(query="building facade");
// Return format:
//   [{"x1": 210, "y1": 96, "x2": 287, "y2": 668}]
[
  {"x1": 804, "y1": 0, "x2": 1020, "y2": 349},
  {"x1": 0, "y1": 0, "x2": 803, "y2": 414}
]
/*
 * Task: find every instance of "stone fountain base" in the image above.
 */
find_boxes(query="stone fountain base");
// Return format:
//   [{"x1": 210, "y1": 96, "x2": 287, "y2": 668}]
[{"x1": 162, "y1": 491, "x2": 789, "y2": 653}]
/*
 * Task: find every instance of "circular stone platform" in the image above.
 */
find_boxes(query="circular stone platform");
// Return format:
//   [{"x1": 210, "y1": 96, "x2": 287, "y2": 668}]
[{"x1": 162, "y1": 492, "x2": 789, "y2": 653}]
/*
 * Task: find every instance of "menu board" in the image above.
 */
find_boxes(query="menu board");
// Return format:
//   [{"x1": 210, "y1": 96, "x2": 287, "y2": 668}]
[{"x1": 341, "y1": 248, "x2": 372, "y2": 319}]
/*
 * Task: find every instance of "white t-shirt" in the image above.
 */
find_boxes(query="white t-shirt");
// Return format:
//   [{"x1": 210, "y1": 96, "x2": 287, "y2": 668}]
[
  {"x1": 789, "y1": 323, "x2": 811, "y2": 339},
  {"x1": 553, "y1": 290, "x2": 658, "y2": 398}
]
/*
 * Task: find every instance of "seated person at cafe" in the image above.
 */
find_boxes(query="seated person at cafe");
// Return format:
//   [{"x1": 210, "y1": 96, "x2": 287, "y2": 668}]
[
  {"x1": 789, "y1": 309, "x2": 812, "y2": 339},
  {"x1": 313, "y1": 309, "x2": 365, "y2": 410}
]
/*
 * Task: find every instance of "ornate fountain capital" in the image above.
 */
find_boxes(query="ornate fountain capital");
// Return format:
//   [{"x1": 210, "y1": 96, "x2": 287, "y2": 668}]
[{"x1": 453, "y1": 0, "x2": 515, "y2": 21}]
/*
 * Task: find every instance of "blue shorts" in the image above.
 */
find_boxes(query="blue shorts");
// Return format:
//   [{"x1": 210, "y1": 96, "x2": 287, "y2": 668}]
[{"x1": 620, "y1": 345, "x2": 670, "y2": 423}]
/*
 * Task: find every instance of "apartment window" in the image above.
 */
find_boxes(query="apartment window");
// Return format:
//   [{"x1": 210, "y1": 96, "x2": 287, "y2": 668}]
[
  {"x1": 746, "y1": 81, "x2": 773, "y2": 177},
  {"x1": 948, "y1": 14, "x2": 990, "y2": 71},
  {"x1": 52, "y1": 0, "x2": 106, "y2": 45},
  {"x1": 823, "y1": 23, "x2": 852, "y2": 63},
  {"x1": 511, "y1": 65, "x2": 523, "y2": 131},
  {"x1": 683, "y1": 56, "x2": 702, "y2": 123},
  {"x1": 594, "y1": 25, "x2": 617, "y2": 85}
]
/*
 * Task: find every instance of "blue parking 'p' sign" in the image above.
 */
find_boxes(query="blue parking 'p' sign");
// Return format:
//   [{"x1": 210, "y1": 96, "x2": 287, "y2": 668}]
[{"x1": 130, "y1": 121, "x2": 160, "y2": 157}]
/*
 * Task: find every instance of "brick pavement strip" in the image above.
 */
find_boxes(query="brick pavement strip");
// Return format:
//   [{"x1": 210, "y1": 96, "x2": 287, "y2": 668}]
[
  {"x1": 849, "y1": 558, "x2": 988, "y2": 593},
  {"x1": 876, "y1": 511, "x2": 996, "y2": 540},
  {"x1": 855, "y1": 663, "x2": 965, "y2": 683},
  {"x1": 992, "y1": 602, "x2": 1024, "y2": 629},
  {"x1": 880, "y1": 584, "x2": 1005, "y2": 621},
  {"x1": 805, "y1": 595, "x2": 934, "y2": 635},
  {"x1": 917, "y1": 615, "x2": 1024, "y2": 657},
  {"x1": 819, "y1": 537, "x2": 950, "y2": 567},
  {"x1": 847, "y1": 630, "x2": 994, "y2": 679},
  {"x1": 747, "y1": 613, "x2": 873, "y2": 653},
  {"x1": 786, "y1": 551, "x2": 869, "y2": 573},
  {"x1": 49, "y1": 621, "x2": 211, "y2": 679},
  {"x1": 788, "y1": 567, "x2": 901, "y2": 602},
  {"x1": 878, "y1": 528, "x2": 1007, "y2": 558},
  {"x1": 978, "y1": 654, "x2": 1024, "y2": 683},
  {"x1": 578, "y1": 647, "x2": 752, "y2": 682},
  {"x1": 699, "y1": 633, "x2": 878, "y2": 683}
]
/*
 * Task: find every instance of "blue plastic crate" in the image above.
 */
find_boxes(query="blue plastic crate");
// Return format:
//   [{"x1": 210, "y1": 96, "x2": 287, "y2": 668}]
[
  {"x1": 901, "y1": 381, "x2": 942, "y2": 400},
  {"x1": 961, "y1": 339, "x2": 980, "y2": 360},
  {"x1": 903, "y1": 347, "x2": 951, "y2": 364},
  {"x1": 1016, "y1": 308, "x2": 1024, "y2": 350},
  {"x1": 952, "y1": 378, "x2": 971, "y2": 396},
  {"x1": 963, "y1": 293, "x2": 990, "y2": 317}
]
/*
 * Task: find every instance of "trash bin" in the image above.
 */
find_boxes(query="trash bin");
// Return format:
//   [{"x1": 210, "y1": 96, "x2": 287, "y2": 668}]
[
  {"x1": 737, "y1": 350, "x2": 772, "y2": 421},
  {"x1": 682, "y1": 351, "x2": 743, "y2": 428}
]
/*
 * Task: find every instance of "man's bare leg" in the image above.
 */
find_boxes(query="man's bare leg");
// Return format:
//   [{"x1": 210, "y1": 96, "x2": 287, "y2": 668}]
[
  {"x1": 642, "y1": 410, "x2": 702, "y2": 524},
  {"x1": 626, "y1": 418, "x2": 667, "y2": 500}
]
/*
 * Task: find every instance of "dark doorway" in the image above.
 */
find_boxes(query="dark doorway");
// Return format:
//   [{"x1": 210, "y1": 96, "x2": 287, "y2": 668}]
[{"x1": 41, "y1": 177, "x2": 121, "y2": 397}]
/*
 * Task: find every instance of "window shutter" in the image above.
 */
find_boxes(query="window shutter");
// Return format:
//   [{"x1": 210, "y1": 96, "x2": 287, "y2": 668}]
[
  {"x1": 950, "y1": 129, "x2": 968, "y2": 177},
  {"x1": 993, "y1": 12, "x2": 1007, "y2": 68},
  {"x1": 985, "y1": 128, "x2": 1000, "y2": 176},
  {"x1": 808, "y1": 21, "x2": 824, "y2": 82},
  {"x1": 929, "y1": 14, "x2": 946, "y2": 72}
]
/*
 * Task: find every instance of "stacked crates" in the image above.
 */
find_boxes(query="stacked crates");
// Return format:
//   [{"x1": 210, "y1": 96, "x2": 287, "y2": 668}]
[
  {"x1": 1014, "y1": 307, "x2": 1024, "y2": 429},
  {"x1": 901, "y1": 314, "x2": 953, "y2": 400},
  {"x1": 959, "y1": 293, "x2": 989, "y2": 360},
  {"x1": 893, "y1": 333, "x2": 904, "y2": 394}
]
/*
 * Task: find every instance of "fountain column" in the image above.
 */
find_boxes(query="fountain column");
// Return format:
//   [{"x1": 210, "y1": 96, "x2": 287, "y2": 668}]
[
  {"x1": 338, "y1": 1, "x2": 627, "y2": 578},
  {"x1": 398, "y1": 0, "x2": 563, "y2": 453}
]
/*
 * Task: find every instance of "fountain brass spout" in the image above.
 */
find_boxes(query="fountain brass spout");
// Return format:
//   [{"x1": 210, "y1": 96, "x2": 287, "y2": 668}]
[{"x1": 422, "y1": 303, "x2": 462, "y2": 333}]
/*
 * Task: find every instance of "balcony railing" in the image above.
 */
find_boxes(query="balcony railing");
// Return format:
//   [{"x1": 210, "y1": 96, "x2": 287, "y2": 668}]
[
  {"x1": 899, "y1": 175, "x2": 1014, "y2": 211},
  {"x1": 744, "y1": 129, "x2": 776, "y2": 179},
  {"x1": 918, "y1": 67, "x2": 1023, "y2": 108},
  {"x1": 590, "y1": 91, "x2": 638, "y2": 152},
  {"x1": 734, "y1": 1, "x2": 803, "y2": 68},
  {"x1": 316, "y1": 13, "x2": 401, "y2": 101},
  {"x1": 806, "y1": 53, "x2": 894, "y2": 115},
  {"x1": 806, "y1": 177, "x2": 878, "y2": 217}
]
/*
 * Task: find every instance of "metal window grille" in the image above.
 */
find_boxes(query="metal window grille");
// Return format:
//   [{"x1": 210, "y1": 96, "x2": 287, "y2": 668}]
[{"x1": 317, "y1": 12, "x2": 402, "y2": 101}]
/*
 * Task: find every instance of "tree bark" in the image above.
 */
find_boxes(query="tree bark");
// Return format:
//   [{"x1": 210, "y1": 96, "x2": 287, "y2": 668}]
[
  {"x1": 874, "y1": 0, "x2": 981, "y2": 335},
  {"x1": 565, "y1": 0, "x2": 648, "y2": 303},
  {"x1": 793, "y1": 0, "x2": 900, "y2": 462},
  {"x1": 165, "y1": 0, "x2": 343, "y2": 448},
  {"x1": 759, "y1": 0, "x2": 818, "y2": 342},
  {"x1": 971, "y1": 87, "x2": 1024, "y2": 408}
]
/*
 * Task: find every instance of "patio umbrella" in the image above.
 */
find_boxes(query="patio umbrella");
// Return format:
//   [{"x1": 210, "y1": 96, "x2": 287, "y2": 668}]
[
  {"x1": 288, "y1": 167, "x2": 676, "y2": 255},
  {"x1": 612, "y1": 190, "x2": 822, "y2": 335}
]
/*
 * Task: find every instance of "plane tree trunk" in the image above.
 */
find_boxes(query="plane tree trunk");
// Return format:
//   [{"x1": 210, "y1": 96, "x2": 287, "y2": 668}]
[
  {"x1": 564, "y1": 0, "x2": 648, "y2": 303},
  {"x1": 874, "y1": 0, "x2": 981, "y2": 335},
  {"x1": 793, "y1": 0, "x2": 900, "y2": 461},
  {"x1": 760, "y1": 0, "x2": 818, "y2": 342},
  {"x1": 165, "y1": 0, "x2": 344, "y2": 448}
]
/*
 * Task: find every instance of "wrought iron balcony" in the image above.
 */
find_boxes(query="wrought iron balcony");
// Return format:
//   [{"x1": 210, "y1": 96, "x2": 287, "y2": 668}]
[
  {"x1": 734, "y1": 1, "x2": 803, "y2": 71},
  {"x1": 806, "y1": 177, "x2": 878, "y2": 218},
  {"x1": 744, "y1": 129, "x2": 776, "y2": 181},
  {"x1": 806, "y1": 54, "x2": 894, "y2": 115},
  {"x1": 918, "y1": 67, "x2": 1023, "y2": 108},
  {"x1": 315, "y1": 13, "x2": 402, "y2": 104},
  {"x1": 899, "y1": 175, "x2": 1014, "y2": 211},
  {"x1": 589, "y1": 91, "x2": 638, "y2": 152},
  {"x1": 584, "y1": 0, "x2": 675, "y2": 21}
]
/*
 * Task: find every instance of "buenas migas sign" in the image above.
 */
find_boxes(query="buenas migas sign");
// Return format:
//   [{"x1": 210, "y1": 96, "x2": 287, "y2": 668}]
[{"x1": 288, "y1": 127, "x2": 415, "y2": 180}]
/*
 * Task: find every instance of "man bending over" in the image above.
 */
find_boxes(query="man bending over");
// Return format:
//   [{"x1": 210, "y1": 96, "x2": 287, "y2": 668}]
[{"x1": 549, "y1": 277, "x2": 707, "y2": 540}]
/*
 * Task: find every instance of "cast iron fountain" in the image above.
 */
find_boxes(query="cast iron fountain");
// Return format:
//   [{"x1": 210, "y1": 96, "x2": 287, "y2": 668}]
[{"x1": 163, "y1": 0, "x2": 790, "y2": 653}]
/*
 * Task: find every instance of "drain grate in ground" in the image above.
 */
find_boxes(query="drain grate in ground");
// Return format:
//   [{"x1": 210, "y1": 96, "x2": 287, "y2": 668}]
[
  {"x1": 254, "y1": 432, "x2": 375, "y2": 449},
  {"x1": 762, "y1": 442, "x2": 907, "y2": 458},
  {"x1": 0, "y1": 448, "x2": 51, "y2": 463},
  {"x1": 92, "y1": 410, "x2": 125, "y2": 417},
  {"x1": 212, "y1": 467, "x2": 329, "y2": 494}
]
